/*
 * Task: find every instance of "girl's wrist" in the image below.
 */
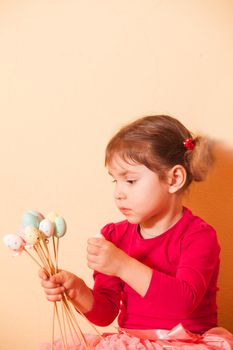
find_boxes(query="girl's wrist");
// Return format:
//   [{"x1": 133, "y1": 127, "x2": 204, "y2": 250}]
[
  {"x1": 117, "y1": 256, "x2": 153, "y2": 296},
  {"x1": 73, "y1": 279, "x2": 94, "y2": 313},
  {"x1": 117, "y1": 254, "x2": 135, "y2": 280}
]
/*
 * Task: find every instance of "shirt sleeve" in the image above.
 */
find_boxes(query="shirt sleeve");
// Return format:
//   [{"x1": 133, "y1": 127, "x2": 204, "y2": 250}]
[
  {"x1": 84, "y1": 273, "x2": 122, "y2": 326},
  {"x1": 84, "y1": 223, "x2": 123, "y2": 326},
  {"x1": 144, "y1": 225, "x2": 220, "y2": 317}
]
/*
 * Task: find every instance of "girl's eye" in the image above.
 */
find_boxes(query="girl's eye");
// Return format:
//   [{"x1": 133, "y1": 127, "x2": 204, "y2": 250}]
[
  {"x1": 126, "y1": 180, "x2": 136, "y2": 184},
  {"x1": 112, "y1": 179, "x2": 117, "y2": 183}
]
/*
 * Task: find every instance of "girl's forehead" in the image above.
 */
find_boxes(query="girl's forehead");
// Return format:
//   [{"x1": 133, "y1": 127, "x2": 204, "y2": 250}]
[{"x1": 107, "y1": 155, "x2": 146, "y2": 175}]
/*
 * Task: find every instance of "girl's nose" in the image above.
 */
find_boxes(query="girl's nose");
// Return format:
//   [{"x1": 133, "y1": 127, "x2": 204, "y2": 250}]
[{"x1": 114, "y1": 186, "x2": 126, "y2": 200}]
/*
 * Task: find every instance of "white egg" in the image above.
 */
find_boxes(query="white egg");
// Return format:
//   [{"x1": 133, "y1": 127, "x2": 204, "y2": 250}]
[
  {"x1": 3, "y1": 234, "x2": 24, "y2": 251},
  {"x1": 39, "y1": 218, "x2": 54, "y2": 237}
]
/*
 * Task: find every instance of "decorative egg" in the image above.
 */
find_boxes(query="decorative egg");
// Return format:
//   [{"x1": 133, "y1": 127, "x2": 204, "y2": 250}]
[
  {"x1": 3, "y1": 234, "x2": 24, "y2": 251},
  {"x1": 54, "y1": 216, "x2": 67, "y2": 238},
  {"x1": 24, "y1": 226, "x2": 40, "y2": 245},
  {"x1": 22, "y1": 210, "x2": 41, "y2": 229},
  {"x1": 28, "y1": 210, "x2": 45, "y2": 221},
  {"x1": 46, "y1": 212, "x2": 58, "y2": 223},
  {"x1": 39, "y1": 218, "x2": 54, "y2": 238}
]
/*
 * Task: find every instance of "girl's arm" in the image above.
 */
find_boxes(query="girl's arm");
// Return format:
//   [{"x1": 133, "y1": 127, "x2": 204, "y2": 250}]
[
  {"x1": 39, "y1": 269, "x2": 94, "y2": 313},
  {"x1": 118, "y1": 256, "x2": 153, "y2": 296},
  {"x1": 87, "y1": 237, "x2": 153, "y2": 296}
]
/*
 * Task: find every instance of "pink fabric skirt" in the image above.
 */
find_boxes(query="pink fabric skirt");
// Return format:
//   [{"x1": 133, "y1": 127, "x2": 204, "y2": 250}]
[{"x1": 38, "y1": 324, "x2": 233, "y2": 350}]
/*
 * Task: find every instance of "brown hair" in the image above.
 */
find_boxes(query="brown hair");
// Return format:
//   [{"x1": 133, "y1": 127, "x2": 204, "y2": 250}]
[{"x1": 105, "y1": 115, "x2": 214, "y2": 191}]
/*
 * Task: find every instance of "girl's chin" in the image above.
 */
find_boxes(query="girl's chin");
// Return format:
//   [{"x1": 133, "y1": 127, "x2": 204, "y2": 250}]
[
  {"x1": 124, "y1": 217, "x2": 141, "y2": 224},
  {"x1": 120, "y1": 211, "x2": 144, "y2": 224}
]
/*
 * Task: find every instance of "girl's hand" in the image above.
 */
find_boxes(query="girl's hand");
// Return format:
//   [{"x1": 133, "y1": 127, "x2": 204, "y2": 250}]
[
  {"x1": 87, "y1": 237, "x2": 130, "y2": 277},
  {"x1": 38, "y1": 269, "x2": 87, "y2": 304}
]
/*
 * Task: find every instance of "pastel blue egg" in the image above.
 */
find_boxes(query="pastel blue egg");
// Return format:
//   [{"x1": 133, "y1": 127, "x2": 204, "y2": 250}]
[
  {"x1": 28, "y1": 209, "x2": 44, "y2": 221},
  {"x1": 54, "y1": 216, "x2": 67, "y2": 238},
  {"x1": 22, "y1": 211, "x2": 41, "y2": 228}
]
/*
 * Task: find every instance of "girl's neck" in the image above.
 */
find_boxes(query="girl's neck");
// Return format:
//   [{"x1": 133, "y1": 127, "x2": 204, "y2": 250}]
[{"x1": 139, "y1": 203, "x2": 184, "y2": 239}]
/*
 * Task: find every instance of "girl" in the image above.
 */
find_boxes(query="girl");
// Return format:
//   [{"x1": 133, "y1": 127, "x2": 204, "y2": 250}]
[{"x1": 39, "y1": 115, "x2": 232, "y2": 349}]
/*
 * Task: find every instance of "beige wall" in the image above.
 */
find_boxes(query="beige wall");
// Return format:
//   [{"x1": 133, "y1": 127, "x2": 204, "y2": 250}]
[{"x1": 0, "y1": 1, "x2": 232, "y2": 349}]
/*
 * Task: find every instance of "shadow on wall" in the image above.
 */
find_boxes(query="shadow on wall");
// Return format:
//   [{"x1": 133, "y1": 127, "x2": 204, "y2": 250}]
[{"x1": 184, "y1": 143, "x2": 233, "y2": 332}]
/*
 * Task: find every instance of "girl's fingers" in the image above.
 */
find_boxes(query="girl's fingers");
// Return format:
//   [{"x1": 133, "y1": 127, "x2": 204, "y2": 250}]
[
  {"x1": 44, "y1": 286, "x2": 65, "y2": 296},
  {"x1": 87, "y1": 238, "x2": 111, "y2": 255},
  {"x1": 49, "y1": 270, "x2": 68, "y2": 285},
  {"x1": 87, "y1": 237, "x2": 105, "y2": 247},
  {"x1": 87, "y1": 244, "x2": 99, "y2": 255},
  {"x1": 40, "y1": 278, "x2": 61, "y2": 289},
  {"x1": 39, "y1": 269, "x2": 76, "y2": 303},
  {"x1": 38, "y1": 268, "x2": 49, "y2": 280},
  {"x1": 46, "y1": 294, "x2": 63, "y2": 302},
  {"x1": 87, "y1": 254, "x2": 100, "y2": 264}
]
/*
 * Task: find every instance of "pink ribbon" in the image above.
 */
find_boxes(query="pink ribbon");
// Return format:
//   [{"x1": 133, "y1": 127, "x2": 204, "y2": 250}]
[
  {"x1": 38, "y1": 324, "x2": 233, "y2": 350},
  {"x1": 120, "y1": 323, "x2": 201, "y2": 342},
  {"x1": 120, "y1": 323, "x2": 233, "y2": 350}
]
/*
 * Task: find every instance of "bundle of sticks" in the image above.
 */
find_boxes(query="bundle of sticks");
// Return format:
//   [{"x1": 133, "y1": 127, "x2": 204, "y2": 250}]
[{"x1": 3, "y1": 209, "x2": 101, "y2": 350}]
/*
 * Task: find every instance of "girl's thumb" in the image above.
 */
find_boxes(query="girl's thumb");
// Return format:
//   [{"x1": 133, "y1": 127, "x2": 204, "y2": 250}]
[
  {"x1": 38, "y1": 268, "x2": 49, "y2": 280},
  {"x1": 50, "y1": 270, "x2": 66, "y2": 284}
]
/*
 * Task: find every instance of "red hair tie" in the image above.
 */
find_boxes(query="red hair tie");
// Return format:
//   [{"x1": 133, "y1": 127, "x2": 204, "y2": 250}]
[{"x1": 183, "y1": 138, "x2": 195, "y2": 151}]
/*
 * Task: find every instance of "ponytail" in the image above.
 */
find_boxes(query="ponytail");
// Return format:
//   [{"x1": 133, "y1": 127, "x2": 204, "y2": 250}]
[{"x1": 186, "y1": 136, "x2": 215, "y2": 182}]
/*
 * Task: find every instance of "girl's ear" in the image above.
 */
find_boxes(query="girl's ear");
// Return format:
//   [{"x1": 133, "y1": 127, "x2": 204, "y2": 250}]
[{"x1": 167, "y1": 165, "x2": 187, "y2": 193}]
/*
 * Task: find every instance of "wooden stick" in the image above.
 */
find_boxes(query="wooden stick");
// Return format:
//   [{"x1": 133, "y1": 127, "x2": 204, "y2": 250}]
[
  {"x1": 23, "y1": 247, "x2": 44, "y2": 269},
  {"x1": 34, "y1": 245, "x2": 52, "y2": 274},
  {"x1": 55, "y1": 237, "x2": 59, "y2": 273},
  {"x1": 54, "y1": 302, "x2": 68, "y2": 350},
  {"x1": 63, "y1": 294, "x2": 103, "y2": 339},
  {"x1": 52, "y1": 236, "x2": 57, "y2": 270},
  {"x1": 62, "y1": 296, "x2": 89, "y2": 349},
  {"x1": 52, "y1": 303, "x2": 55, "y2": 350},
  {"x1": 40, "y1": 242, "x2": 55, "y2": 275},
  {"x1": 39, "y1": 233, "x2": 56, "y2": 274},
  {"x1": 61, "y1": 299, "x2": 69, "y2": 349},
  {"x1": 62, "y1": 303, "x2": 77, "y2": 349}
]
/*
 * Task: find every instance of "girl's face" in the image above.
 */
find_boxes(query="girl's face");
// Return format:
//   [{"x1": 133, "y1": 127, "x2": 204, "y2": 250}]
[{"x1": 108, "y1": 156, "x2": 172, "y2": 227}]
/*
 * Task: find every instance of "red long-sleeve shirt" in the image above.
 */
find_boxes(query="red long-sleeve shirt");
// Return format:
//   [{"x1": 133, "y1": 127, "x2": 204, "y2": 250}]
[{"x1": 85, "y1": 208, "x2": 220, "y2": 333}]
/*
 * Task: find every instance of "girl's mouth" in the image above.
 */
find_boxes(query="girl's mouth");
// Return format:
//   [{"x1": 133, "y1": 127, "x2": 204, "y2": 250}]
[{"x1": 119, "y1": 207, "x2": 131, "y2": 213}]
